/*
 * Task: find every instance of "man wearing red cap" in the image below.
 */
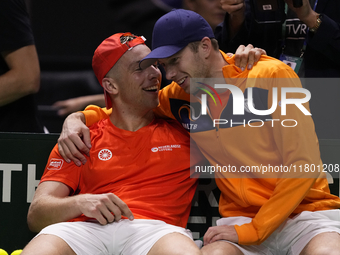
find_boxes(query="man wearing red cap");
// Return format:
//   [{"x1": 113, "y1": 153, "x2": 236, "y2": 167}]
[
  {"x1": 56, "y1": 9, "x2": 340, "y2": 255},
  {"x1": 21, "y1": 32, "x2": 206, "y2": 255}
]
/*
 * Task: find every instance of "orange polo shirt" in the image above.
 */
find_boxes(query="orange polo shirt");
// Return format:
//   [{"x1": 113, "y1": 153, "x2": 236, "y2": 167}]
[{"x1": 41, "y1": 118, "x2": 204, "y2": 228}]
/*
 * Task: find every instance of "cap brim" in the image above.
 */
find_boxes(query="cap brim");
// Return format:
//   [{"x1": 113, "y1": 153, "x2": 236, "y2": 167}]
[{"x1": 139, "y1": 44, "x2": 185, "y2": 69}]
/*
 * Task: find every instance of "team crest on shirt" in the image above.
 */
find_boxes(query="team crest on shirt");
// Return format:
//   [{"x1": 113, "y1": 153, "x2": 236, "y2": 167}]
[
  {"x1": 98, "y1": 149, "x2": 112, "y2": 161},
  {"x1": 47, "y1": 158, "x2": 64, "y2": 170}
]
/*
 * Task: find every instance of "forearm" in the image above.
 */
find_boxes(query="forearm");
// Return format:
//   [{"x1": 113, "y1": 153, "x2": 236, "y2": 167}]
[
  {"x1": 0, "y1": 45, "x2": 40, "y2": 106},
  {"x1": 235, "y1": 177, "x2": 317, "y2": 245},
  {"x1": 82, "y1": 94, "x2": 106, "y2": 107},
  {"x1": 228, "y1": 7, "x2": 246, "y2": 39},
  {"x1": 67, "y1": 111, "x2": 86, "y2": 126},
  {"x1": 307, "y1": 14, "x2": 340, "y2": 62},
  {"x1": 0, "y1": 68, "x2": 40, "y2": 106},
  {"x1": 27, "y1": 193, "x2": 83, "y2": 233}
]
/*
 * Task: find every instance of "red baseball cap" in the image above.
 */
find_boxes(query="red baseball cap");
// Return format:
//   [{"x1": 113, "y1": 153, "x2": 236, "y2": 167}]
[{"x1": 92, "y1": 32, "x2": 146, "y2": 109}]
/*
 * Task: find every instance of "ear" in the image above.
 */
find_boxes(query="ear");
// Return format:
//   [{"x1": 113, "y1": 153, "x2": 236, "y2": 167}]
[
  {"x1": 199, "y1": 37, "x2": 213, "y2": 58},
  {"x1": 102, "y1": 77, "x2": 119, "y2": 95}
]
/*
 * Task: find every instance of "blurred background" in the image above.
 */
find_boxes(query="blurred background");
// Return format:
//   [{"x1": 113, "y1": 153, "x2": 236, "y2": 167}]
[
  {"x1": 25, "y1": 0, "x2": 227, "y2": 133},
  {"x1": 26, "y1": 0, "x2": 174, "y2": 132}
]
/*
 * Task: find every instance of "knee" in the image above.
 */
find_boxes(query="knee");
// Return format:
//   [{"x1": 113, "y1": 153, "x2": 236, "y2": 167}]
[
  {"x1": 170, "y1": 248, "x2": 202, "y2": 255},
  {"x1": 201, "y1": 242, "x2": 242, "y2": 255},
  {"x1": 189, "y1": 251, "x2": 203, "y2": 255},
  {"x1": 307, "y1": 247, "x2": 340, "y2": 255},
  {"x1": 201, "y1": 248, "x2": 224, "y2": 255}
]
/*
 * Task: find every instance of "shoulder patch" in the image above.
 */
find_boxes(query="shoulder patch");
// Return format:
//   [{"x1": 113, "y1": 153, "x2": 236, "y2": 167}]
[{"x1": 47, "y1": 158, "x2": 64, "y2": 170}]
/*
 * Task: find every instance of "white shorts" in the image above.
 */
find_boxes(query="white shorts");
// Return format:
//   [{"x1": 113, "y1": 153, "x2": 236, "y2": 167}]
[
  {"x1": 36, "y1": 219, "x2": 193, "y2": 255},
  {"x1": 216, "y1": 209, "x2": 340, "y2": 255}
]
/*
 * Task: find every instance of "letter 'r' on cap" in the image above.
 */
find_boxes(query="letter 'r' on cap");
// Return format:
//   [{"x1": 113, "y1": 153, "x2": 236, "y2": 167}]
[
  {"x1": 92, "y1": 32, "x2": 146, "y2": 109},
  {"x1": 139, "y1": 9, "x2": 215, "y2": 69}
]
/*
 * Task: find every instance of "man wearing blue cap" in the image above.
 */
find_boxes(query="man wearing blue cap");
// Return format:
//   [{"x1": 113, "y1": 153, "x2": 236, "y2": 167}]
[{"x1": 57, "y1": 9, "x2": 340, "y2": 255}]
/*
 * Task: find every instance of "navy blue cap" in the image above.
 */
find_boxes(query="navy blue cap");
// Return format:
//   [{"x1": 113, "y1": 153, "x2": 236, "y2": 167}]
[{"x1": 139, "y1": 9, "x2": 215, "y2": 69}]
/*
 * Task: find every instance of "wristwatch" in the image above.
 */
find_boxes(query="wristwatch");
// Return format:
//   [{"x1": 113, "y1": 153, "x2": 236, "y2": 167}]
[{"x1": 310, "y1": 14, "x2": 322, "y2": 33}]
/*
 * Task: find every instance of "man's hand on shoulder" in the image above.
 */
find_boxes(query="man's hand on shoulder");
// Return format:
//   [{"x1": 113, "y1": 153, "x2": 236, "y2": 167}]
[
  {"x1": 58, "y1": 112, "x2": 91, "y2": 166},
  {"x1": 229, "y1": 44, "x2": 267, "y2": 71}
]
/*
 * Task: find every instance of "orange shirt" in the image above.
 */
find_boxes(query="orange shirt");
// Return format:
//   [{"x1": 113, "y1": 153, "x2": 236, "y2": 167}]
[
  {"x1": 41, "y1": 118, "x2": 204, "y2": 228},
  {"x1": 80, "y1": 53, "x2": 340, "y2": 245}
]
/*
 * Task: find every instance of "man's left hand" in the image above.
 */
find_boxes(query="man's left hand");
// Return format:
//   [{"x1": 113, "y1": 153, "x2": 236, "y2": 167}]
[
  {"x1": 227, "y1": 44, "x2": 267, "y2": 71},
  {"x1": 203, "y1": 225, "x2": 239, "y2": 245}
]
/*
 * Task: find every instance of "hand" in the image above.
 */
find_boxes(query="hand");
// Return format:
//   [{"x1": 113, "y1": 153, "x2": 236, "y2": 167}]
[
  {"x1": 57, "y1": 112, "x2": 91, "y2": 166},
  {"x1": 203, "y1": 225, "x2": 239, "y2": 245},
  {"x1": 228, "y1": 44, "x2": 267, "y2": 71},
  {"x1": 52, "y1": 95, "x2": 106, "y2": 117},
  {"x1": 284, "y1": 0, "x2": 317, "y2": 27},
  {"x1": 77, "y1": 193, "x2": 134, "y2": 225},
  {"x1": 220, "y1": 0, "x2": 245, "y2": 15},
  {"x1": 52, "y1": 98, "x2": 87, "y2": 117}
]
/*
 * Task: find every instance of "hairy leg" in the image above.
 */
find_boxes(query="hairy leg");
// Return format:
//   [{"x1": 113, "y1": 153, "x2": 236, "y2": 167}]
[{"x1": 21, "y1": 234, "x2": 76, "y2": 255}]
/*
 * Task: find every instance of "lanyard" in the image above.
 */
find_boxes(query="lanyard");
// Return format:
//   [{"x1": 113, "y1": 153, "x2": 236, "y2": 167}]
[{"x1": 281, "y1": 0, "x2": 318, "y2": 57}]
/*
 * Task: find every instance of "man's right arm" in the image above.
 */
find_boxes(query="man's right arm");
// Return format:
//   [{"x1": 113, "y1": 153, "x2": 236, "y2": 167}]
[
  {"x1": 28, "y1": 143, "x2": 134, "y2": 232},
  {"x1": 27, "y1": 181, "x2": 133, "y2": 233}
]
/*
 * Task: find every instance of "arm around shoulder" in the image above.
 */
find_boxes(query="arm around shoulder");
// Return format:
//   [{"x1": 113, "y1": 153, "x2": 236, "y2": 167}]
[{"x1": 83, "y1": 105, "x2": 111, "y2": 127}]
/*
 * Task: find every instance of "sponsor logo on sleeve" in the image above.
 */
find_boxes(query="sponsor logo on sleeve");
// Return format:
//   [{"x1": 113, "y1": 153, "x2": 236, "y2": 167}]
[{"x1": 47, "y1": 158, "x2": 64, "y2": 170}]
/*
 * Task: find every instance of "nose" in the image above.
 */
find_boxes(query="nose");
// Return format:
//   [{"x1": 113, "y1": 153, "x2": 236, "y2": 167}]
[
  {"x1": 165, "y1": 65, "x2": 177, "y2": 81},
  {"x1": 147, "y1": 64, "x2": 162, "y2": 81}
]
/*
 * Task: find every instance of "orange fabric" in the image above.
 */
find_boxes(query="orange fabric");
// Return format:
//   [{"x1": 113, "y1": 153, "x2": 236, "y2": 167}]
[
  {"x1": 82, "y1": 105, "x2": 111, "y2": 127},
  {"x1": 207, "y1": 90, "x2": 230, "y2": 120},
  {"x1": 81, "y1": 51, "x2": 340, "y2": 245},
  {"x1": 199, "y1": 52, "x2": 340, "y2": 245},
  {"x1": 41, "y1": 118, "x2": 204, "y2": 228}
]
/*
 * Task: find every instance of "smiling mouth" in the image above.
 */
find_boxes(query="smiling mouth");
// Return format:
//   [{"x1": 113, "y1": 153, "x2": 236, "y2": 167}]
[
  {"x1": 143, "y1": 85, "x2": 158, "y2": 92},
  {"x1": 177, "y1": 77, "x2": 186, "y2": 86}
]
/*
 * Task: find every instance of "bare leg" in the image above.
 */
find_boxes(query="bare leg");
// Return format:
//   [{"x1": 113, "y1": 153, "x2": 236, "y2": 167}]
[
  {"x1": 300, "y1": 232, "x2": 340, "y2": 255},
  {"x1": 147, "y1": 232, "x2": 202, "y2": 255},
  {"x1": 201, "y1": 241, "x2": 244, "y2": 255},
  {"x1": 21, "y1": 234, "x2": 76, "y2": 255}
]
